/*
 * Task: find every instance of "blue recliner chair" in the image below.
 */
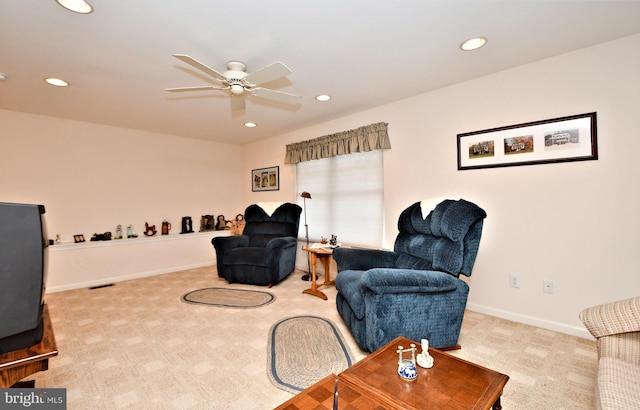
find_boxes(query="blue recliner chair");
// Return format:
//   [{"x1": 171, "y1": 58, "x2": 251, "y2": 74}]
[
  {"x1": 333, "y1": 199, "x2": 486, "y2": 352},
  {"x1": 212, "y1": 203, "x2": 302, "y2": 287}
]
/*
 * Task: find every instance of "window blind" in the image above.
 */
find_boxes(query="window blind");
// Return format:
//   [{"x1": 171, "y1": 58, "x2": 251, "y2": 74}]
[{"x1": 296, "y1": 150, "x2": 384, "y2": 248}]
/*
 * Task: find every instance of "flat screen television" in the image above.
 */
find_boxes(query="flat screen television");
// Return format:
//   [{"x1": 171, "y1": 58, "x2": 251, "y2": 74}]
[{"x1": 0, "y1": 202, "x2": 48, "y2": 354}]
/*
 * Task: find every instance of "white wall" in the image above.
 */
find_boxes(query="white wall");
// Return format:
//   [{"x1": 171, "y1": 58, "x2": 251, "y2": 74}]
[
  {"x1": 1, "y1": 110, "x2": 244, "y2": 289},
  {"x1": 242, "y1": 34, "x2": 640, "y2": 338}
]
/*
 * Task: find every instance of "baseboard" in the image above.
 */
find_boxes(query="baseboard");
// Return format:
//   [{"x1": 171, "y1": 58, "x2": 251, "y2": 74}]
[
  {"x1": 46, "y1": 262, "x2": 214, "y2": 293},
  {"x1": 466, "y1": 302, "x2": 593, "y2": 340}
]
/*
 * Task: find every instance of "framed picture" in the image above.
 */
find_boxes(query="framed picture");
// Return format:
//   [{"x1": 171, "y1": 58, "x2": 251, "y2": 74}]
[
  {"x1": 457, "y1": 112, "x2": 597, "y2": 170},
  {"x1": 252, "y1": 166, "x2": 280, "y2": 191}
]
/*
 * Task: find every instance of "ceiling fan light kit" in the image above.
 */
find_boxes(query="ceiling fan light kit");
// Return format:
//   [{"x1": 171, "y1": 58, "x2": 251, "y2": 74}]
[{"x1": 166, "y1": 54, "x2": 302, "y2": 110}]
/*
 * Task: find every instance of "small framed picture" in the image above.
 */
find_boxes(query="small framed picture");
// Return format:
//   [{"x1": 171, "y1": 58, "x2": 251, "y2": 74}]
[{"x1": 252, "y1": 166, "x2": 279, "y2": 191}]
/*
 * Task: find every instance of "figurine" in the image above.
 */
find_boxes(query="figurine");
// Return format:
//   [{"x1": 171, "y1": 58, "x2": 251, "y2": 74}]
[
  {"x1": 127, "y1": 224, "x2": 138, "y2": 238},
  {"x1": 416, "y1": 339, "x2": 434, "y2": 368},
  {"x1": 55, "y1": 234, "x2": 61, "y2": 244},
  {"x1": 215, "y1": 215, "x2": 227, "y2": 230},
  {"x1": 90, "y1": 232, "x2": 112, "y2": 241},
  {"x1": 329, "y1": 234, "x2": 339, "y2": 248},
  {"x1": 161, "y1": 219, "x2": 171, "y2": 235},
  {"x1": 144, "y1": 222, "x2": 157, "y2": 236},
  {"x1": 235, "y1": 214, "x2": 245, "y2": 233},
  {"x1": 114, "y1": 225, "x2": 123, "y2": 240},
  {"x1": 397, "y1": 344, "x2": 417, "y2": 381}
]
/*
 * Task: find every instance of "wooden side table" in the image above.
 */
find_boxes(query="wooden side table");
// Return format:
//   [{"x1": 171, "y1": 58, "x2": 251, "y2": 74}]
[
  {"x1": 301, "y1": 246, "x2": 334, "y2": 300},
  {"x1": 0, "y1": 305, "x2": 58, "y2": 388}
]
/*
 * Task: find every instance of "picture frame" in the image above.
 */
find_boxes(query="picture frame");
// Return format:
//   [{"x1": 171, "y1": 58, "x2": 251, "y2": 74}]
[
  {"x1": 457, "y1": 112, "x2": 597, "y2": 170},
  {"x1": 252, "y1": 166, "x2": 280, "y2": 191}
]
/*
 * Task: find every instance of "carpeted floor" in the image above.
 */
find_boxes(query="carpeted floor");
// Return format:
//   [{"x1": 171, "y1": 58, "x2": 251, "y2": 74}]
[{"x1": 31, "y1": 267, "x2": 597, "y2": 409}]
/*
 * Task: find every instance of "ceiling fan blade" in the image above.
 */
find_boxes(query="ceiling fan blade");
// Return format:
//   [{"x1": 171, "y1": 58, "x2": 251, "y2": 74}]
[
  {"x1": 245, "y1": 61, "x2": 292, "y2": 86},
  {"x1": 165, "y1": 85, "x2": 226, "y2": 92},
  {"x1": 230, "y1": 95, "x2": 246, "y2": 111},
  {"x1": 251, "y1": 87, "x2": 302, "y2": 105},
  {"x1": 172, "y1": 54, "x2": 227, "y2": 82}
]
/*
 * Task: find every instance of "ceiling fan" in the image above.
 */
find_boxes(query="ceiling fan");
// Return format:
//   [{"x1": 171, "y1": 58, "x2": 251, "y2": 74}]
[{"x1": 166, "y1": 54, "x2": 302, "y2": 111}]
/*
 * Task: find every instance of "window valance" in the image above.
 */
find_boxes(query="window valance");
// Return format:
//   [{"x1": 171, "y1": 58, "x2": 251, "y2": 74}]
[{"x1": 284, "y1": 122, "x2": 390, "y2": 164}]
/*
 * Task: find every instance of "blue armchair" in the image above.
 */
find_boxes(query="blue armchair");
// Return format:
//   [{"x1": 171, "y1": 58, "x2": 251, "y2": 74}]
[
  {"x1": 212, "y1": 203, "x2": 302, "y2": 287},
  {"x1": 333, "y1": 199, "x2": 486, "y2": 352}
]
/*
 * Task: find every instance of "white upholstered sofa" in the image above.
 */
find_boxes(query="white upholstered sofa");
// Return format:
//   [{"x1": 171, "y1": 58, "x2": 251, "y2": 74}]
[{"x1": 579, "y1": 296, "x2": 640, "y2": 410}]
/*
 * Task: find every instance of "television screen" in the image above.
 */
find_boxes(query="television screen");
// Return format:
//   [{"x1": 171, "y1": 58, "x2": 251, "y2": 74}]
[{"x1": 0, "y1": 202, "x2": 48, "y2": 353}]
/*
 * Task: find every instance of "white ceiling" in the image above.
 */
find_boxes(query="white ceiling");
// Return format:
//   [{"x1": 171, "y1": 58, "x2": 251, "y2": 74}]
[{"x1": 2, "y1": 1, "x2": 640, "y2": 145}]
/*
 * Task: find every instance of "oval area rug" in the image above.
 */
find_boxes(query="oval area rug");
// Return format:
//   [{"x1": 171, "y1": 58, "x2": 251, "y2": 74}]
[
  {"x1": 181, "y1": 287, "x2": 275, "y2": 308},
  {"x1": 267, "y1": 315, "x2": 354, "y2": 394}
]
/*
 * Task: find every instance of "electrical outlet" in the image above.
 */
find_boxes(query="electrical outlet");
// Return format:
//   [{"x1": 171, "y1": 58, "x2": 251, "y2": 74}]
[
  {"x1": 509, "y1": 274, "x2": 520, "y2": 288},
  {"x1": 543, "y1": 280, "x2": 555, "y2": 294}
]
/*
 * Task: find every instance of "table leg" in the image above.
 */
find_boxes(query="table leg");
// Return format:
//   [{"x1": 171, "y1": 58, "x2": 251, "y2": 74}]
[
  {"x1": 302, "y1": 253, "x2": 328, "y2": 300},
  {"x1": 492, "y1": 395, "x2": 502, "y2": 410},
  {"x1": 320, "y1": 255, "x2": 334, "y2": 286}
]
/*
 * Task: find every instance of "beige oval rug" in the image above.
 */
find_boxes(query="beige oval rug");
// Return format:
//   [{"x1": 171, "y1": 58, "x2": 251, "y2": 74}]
[
  {"x1": 267, "y1": 315, "x2": 354, "y2": 393},
  {"x1": 181, "y1": 287, "x2": 275, "y2": 308}
]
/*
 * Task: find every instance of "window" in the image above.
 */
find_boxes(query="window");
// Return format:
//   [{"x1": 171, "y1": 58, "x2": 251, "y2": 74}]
[{"x1": 296, "y1": 150, "x2": 384, "y2": 248}]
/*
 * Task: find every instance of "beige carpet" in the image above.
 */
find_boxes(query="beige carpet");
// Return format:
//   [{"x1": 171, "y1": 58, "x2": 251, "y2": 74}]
[{"x1": 31, "y1": 267, "x2": 597, "y2": 409}]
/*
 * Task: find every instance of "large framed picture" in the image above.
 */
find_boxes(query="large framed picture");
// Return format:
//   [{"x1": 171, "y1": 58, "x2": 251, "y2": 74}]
[
  {"x1": 457, "y1": 112, "x2": 597, "y2": 170},
  {"x1": 252, "y1": 166, "x2": 280, "y2": 191}
]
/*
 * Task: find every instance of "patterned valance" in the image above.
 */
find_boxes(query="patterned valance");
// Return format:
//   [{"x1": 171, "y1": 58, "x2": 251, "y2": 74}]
[{"x1": 284, "y1": 122, "x2": 391, "y2": 164}]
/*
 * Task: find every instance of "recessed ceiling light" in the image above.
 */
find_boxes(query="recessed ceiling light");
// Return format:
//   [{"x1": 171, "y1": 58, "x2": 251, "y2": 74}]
[
  {"x1": 0, "y1": 73, "x2": 7, "y2": 81},
  {"x1": 44, "y1": 77, "x2": 69, "y2": 87},
  {"x1": 315, "y1": 94, "x2": 331, "y2": 102},
  {"x1": 56, "y1": 0, "x2": 93, "y2": 14},
  {"x1": 460, "y1": 37, "x2": 487, "y2": 51},
  {"x1": 244, "y1": 122, "x2": 257, "y2": 128}
]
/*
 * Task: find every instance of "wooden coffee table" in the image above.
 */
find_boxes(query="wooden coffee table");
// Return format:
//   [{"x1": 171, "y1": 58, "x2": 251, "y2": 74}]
[
  {"x1": 275, "y1": 336, "x2": 508, "y2": 409},
  {"x1": 301, "y1": 246, "x2": 334, "y2": 300},
  {"x1": 340, "y1": 336, "x2": 509, "y2": 409},
  {"x1": 274, "y1": 373, "x2": 387, "y2": 410}
]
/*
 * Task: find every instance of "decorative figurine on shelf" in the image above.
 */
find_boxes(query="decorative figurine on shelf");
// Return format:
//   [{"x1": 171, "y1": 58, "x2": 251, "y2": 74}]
[
  {"x1": 161, "y1": 219, "x2": 171, "y2": 235},
  {"x1": 55, "y1": 234, "x2": 61, "y2": 244},
  {"x1": 180, "y1": 216, "x2": 194, "y2": 234},
  {"x1": 397, "y1": 343, "x2": 418, "y2": 381},
  {"x1": 199, "y1": 215, "x2": 214, "y2": 232},
  {"x1": 73, "y1": 234, "x2": 86, "y2": 243},
  {"x1": 126, "y1": 224, "x2": 138, "y2": 238},
  {"x1": 235, "y1": 214, "x2": 245, "y2": 234},
  {"x1": 416, "y1": 339, "x2": 434, "y2": 368},
  {"x1": 215, "y1": 215, "x2": 227, "y2": 230},
  {"x1": 90, "y1": 232, "x2": 112, "y2": 241},
  {"x1": 114, "y1": 225, "x2": 123, "y2": 240},
  {"x1": 143, "y1": 222, "x2": 157, "y2": 236}
]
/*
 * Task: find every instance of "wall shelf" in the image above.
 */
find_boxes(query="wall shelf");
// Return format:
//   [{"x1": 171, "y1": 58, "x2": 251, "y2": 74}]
[
  {"x1": 49, "y1": 230, "x2": 231, "y2": 252},
  {"x1": 46, "y1": 230, "x2": 232, "y2": 293}
]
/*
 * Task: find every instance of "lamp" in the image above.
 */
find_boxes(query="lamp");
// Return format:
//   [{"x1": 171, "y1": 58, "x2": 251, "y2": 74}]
[{"x1": 301, "y1": 191, "x2": 312, "y2": 281}]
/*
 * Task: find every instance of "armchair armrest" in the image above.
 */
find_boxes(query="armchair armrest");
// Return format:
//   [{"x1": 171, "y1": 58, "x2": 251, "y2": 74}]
[
  {"x1": 332, "y1": 248, "x2": 399, "y2": 272},
  {"x1": 266, "y1": 236, "x2": 297, "y2": 251},
  {"x1": 579, "y1": 296, "x2": 640, "y2": 339},
  {"x1": 212, "y1": 235, "x2": 249, "y2": 252},
  {"x1": 362, "y1": 269, "x2": 459, "y2": 295}
]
